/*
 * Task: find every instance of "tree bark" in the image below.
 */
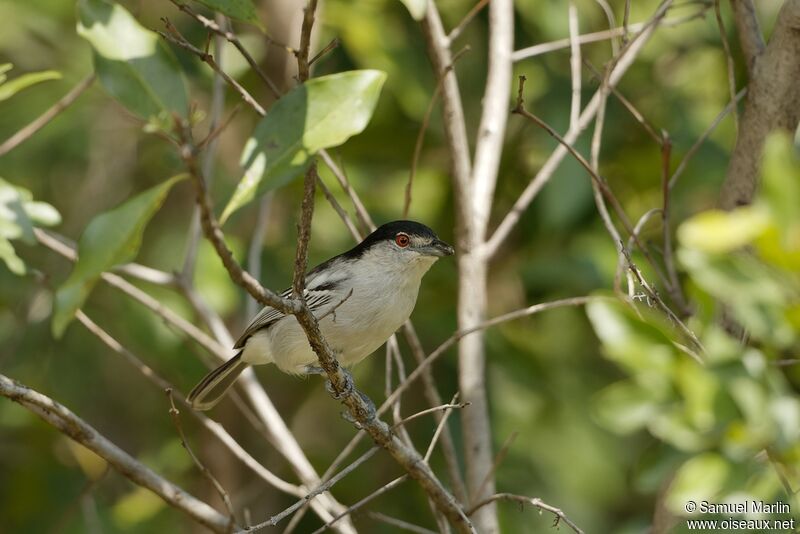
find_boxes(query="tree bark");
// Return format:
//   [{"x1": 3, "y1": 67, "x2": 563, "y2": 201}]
[{"x1": 720, "y1": 0, "x2": 800, "y2": 209}]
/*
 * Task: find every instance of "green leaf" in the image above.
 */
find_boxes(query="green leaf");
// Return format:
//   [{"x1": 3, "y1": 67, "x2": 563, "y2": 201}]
[
  {"x1": 398, "y1": 0, "x2": 427, "y2": 20},
  {"x1": 666, "y1": 453, "x2": 730, "y2": 514},
  {"x1": 0, "y1": 178, "x2": 36, "y2": 244},
  {"x1": 0, "y1": 69, "x2": 62, "y2": 102},
  {"x1": 0, "y1": 178, "x2": 62, "y2": 276},
  {"x1": 192, "y1": 0, "x2": 264, "y2": 29},
  {"x1": 221, "y1": 70, "x2": 386, "y2": 222},
  {"x1": 677, "y1": 207, "x2": 770, "y2": 254},
  {"x1": 593, "y1": 381, "x2": 658, "y2": 434},
  {"x1": 52, "y1": 175, "x2": 186, "y2": 337},
  {"x1": 76, "y1": 0, "x2": 188, "y2": 119},
  {"x1": 0, "y1": 237, "x2": 25, "y2": 275}
]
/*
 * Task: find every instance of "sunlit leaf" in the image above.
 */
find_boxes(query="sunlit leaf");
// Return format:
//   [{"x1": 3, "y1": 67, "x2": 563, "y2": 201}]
[
  {"x1": 666, "y1": 453, "x2": 730, "y2": 514},
  {"x1": 0, "y1": 178, "x2": 62, "y2": 276},
  {"x1": 192, "y1": 0, "x2": 264, "y2": 29},
  {"x1": 593, "y1": 381, "x2": 658, "y2": 434},
  {"x1": 0, "y1": 69, "x2": 61, "y2": 101},
  {"x1": 77, "y1": 0, "x2": 188, "y2": 119},
  {"x1": 112, "y1": 486, "x2": 165, "y2": 526},
  {"x1": 678, "y1": 207, "x2": 770, "y2": 254},
  {"x1": 52, "y1": 175, "x2": 186, "y2": 337},
  {"x1": 398, "y1": 0, "x2": 427, "y2": 20},
  {"x1": 221, "y1": 70, "x2": 386, "y2": 222},
  {"x1": 0, "y1": 238, "x2": 25, "y2": 275}
]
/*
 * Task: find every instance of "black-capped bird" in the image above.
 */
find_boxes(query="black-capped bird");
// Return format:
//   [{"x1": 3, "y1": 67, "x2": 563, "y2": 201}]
[{"x1": 188, "y1": 220, "x2": 454, "y2": 410}]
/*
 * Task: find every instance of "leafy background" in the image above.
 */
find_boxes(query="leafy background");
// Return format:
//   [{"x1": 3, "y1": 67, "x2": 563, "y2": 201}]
[{"x1": 1, "y1": 0, "x2": 798, "y2": 532}]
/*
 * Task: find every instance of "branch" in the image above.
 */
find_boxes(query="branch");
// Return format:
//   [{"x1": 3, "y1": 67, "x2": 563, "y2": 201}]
[
  {"x1": 168, "y1": 0, "x2": 282, "y2": 97},
  {"x1": 159, "y1": 19, "x2": 267, "y2": 116},
  {"x1": 34, "y1": 229, "x2": 353, "y2": 531},
  {"x1": 0, "y1": 74, "x2": 95, "y2": 156},
  {"x1": 420, "y1": 2, "x2": 473, "y2": 243},
  {"x1": 295, "y1": 0, "x2": 319, "y2": 82},
  {"x1": 0, "y1": 373, "x2": 234, "y2": 533},
  {"x1": 74, "y1": 310, "x2": 303, "y2": 498},
  {"x1": 485, "y1": 0, "x2": 673, "y2": 258},
  {"x1": 719, "y1": 0, "x2": 800, "y2": 209},
  {"x1": 729, "y1": 0, "x2": 765, "y2": 74},
  {"x1": 467, "y1": 493, "x2": 584, "y2": 534}
]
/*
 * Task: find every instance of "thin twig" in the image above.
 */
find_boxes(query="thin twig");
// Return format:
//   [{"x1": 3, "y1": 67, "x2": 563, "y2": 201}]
[
  {"x1": 73, "y1": 310, "x2": 303, "y2": 498},
  {"x1": 309, "y1": 37, "x2": 340, "y2": 67},
  {"x1": 169, "y1": 0, "x2": 282, "y2": 97},
  {"x1": 394, "y1": 401, "x2": 470, "y2": 429},
  {"x1": 446, "y1": 0, "x2": 490, "y2": 44},
  {"x1": 0, "y1": 374, "x2": 234, "y2": 533},
  {"x1": 296, "y1": 0, "x2": 319, "y2": 82},
  {"x1": 183, "y1": 18, "x2": 228, "y2": 280},
  {"x1": 0, "y1": 74, "x2": 96, "y2": 156},
  {"x1": 568, "y1": 2, "x2": 582, "y2": 129},
  {"x1": 243, "y1": 447, "x2": 380, "y2": 532},
  {"x1": 310, "y1": 476, "x2": 409, "y2": 534},
  {"x1": 366, "y1": 512, "x2": 438, "y2": 534},
  {"x1": 166, "y1": 389, "x2": 236, "y2": 527},
  {"x1": 669, "y1": 89, "x2": 746, "y2": 189},
  {"x1": 158, "y1": 20, "x2": 266, "y2": 116},
  {"x1": 487, "y1": 1, "x2": 673, "y2": 258},
  {"x1": 510, "y1": 9, "x2": 706, "y2": 61},
  {"x1": 405, "y1": 83, "x2": 442, "y2": 218},
  {"x1": 714, "y1": 0, "x2": 739, "y2": 132},
  {"x1": 467, "y1": 493, "x2": 584, "y2": 534},
  {"x1": 246, "y1": 193, "x2": 274, "y2": 318},
  {"x1": 473, "y1": 432, "x2": 517, "y2": 506}
]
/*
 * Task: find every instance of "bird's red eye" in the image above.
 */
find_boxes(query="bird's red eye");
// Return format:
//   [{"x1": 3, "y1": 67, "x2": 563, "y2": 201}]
[{"x1": 395, "y1": 233, "x2": 410, "y2": 247}]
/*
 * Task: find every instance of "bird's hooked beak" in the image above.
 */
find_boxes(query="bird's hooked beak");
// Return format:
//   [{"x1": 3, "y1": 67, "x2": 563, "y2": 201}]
[{"x1": 419, "y1": 238, "x2": 455, "y2": 257}]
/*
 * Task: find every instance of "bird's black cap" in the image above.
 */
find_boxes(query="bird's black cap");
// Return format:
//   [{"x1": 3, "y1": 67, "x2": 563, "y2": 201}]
[{"x1": 342, "y1": 220, "x2": 440, "y2": 259}]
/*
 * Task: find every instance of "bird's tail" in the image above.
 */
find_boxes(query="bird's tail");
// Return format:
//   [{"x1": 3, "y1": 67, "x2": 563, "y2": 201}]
[{"x1": 188, "y1": 352, "x2": 247, "y2": 411}]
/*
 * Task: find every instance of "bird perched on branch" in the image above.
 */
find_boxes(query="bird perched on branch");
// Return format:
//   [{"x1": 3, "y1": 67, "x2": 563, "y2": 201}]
[{"x1": 188, "y1": 220, "x2": 454, "y2": 411}]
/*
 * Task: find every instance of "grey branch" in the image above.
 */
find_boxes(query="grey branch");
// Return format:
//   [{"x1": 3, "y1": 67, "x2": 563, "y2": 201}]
[
  {"x1": 719, "y1": 0, "x2": 800, "y2": 209},
  {"x1": 0, "y1": 374, "x2": 234, "y2": 533}
]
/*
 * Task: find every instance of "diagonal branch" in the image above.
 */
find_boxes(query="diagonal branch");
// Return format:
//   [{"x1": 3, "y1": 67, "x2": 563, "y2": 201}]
[
  {"x1": 0, "y1": 373, "x2": 234, "y2": 533},
  {"x1": 719, "y1": 0, "x2": 800, "y2": 209},
  {"x1": 729, "y1": 0, "x2": 765, "y2": 74}
]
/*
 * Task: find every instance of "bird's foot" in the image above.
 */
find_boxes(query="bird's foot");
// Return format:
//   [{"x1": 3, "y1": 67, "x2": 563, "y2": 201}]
[
  {"x1": 325, "y1": 368, "x2": 354, "y2": 400},
  {"x1": 303, "y1": 365, "x2": 326, "y2": 375}
]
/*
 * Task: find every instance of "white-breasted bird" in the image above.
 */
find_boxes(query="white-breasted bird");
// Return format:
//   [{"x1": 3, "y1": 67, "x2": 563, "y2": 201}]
[{"x1": 188, "y1": 220, "x2": 454, "y2": 411}]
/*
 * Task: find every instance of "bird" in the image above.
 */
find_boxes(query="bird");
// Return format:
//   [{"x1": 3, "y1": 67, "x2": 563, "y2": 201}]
[{"x1": 188, "y1": 220, "x2": 454, "y2": 411}]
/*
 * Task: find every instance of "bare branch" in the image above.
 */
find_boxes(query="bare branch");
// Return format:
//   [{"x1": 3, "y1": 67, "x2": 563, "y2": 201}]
[
  {"x1": 669, "y1": 89, "x2": 746, "y2": 189},
  {"x1": 511, "y1": 9, "x2": 706, "y2": 61},
  {"x1": 296, "y1": 0, "x2": 319, "y2": 82},
  {"x1": 720, "y1": 0, "x2": 800, "y2": 209},
  {"x1": 420, "y1": 3, "x2": 473, "y2": 241},
  {"x1": 729, "y1": 0, "x2": 765, "y2": 73},
  {"x1": 486, "y1": 1, "x2": 672, "y2": 258},
  {"x1": 35, "y1": 229, "x2": 352, "y2": 531},
  {"x1": 158, "y1": 20, "x2": 267, "y2": 116},
  {"x1": 405, "y1": 83, "x2": 442, "y2": 218},
  {"x1": 183, "y1": 17, "x2": 228, "y2": 281},
  {"x1": 381, "y1": 297, "x2": 594, "y2": 417},
  {"x1": 0, "y1": 373, "x2": 234, "y2": 533},
  {"x1": 74, "y1": 310, "x2": 303, "y2": 498},
  {"x1": 366, "y1": 512, "x2": 438, "y2": 534},
  {"x1": 166, "y1": 389, "x2": 236, "y2": 525},
  {"x1": 467, "y1": 493, "x2": 584, "y2": 534},
  {"x1": 310, "y1": 476, "x2": 409, "y2": 534},
  {"x1": 244, "y1": 447, "x2": 379, "y2": 532},
  {"x1": 568, "y1": 2, "x2": 582, "y2": 129},
  {"x1": 446, "y1": 0, "x2": 490, "y2": 44},
  {"x1": 714, "y1": 0, "x2": 740, "y2": 132},
  {"x1": 246, "y1": 194, "x2": 274, "y2": 318},
  {"x1": 319, "y1": 150, "x2": 375, "y2": 232},
  {"x1": 169, "y1": 0, "x2": 282, "y2": 97},
  {"x1": 0, "y1": 74, "x2": 95, "y2": 156}
]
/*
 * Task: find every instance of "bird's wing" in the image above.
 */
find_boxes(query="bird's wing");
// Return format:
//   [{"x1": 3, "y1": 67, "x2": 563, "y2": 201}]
[{"x1": 233, "y1": 272, "x2": 342, "y2": 349}]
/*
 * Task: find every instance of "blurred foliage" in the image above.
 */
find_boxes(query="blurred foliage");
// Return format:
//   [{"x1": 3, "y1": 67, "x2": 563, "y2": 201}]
[{"x1": 0, "y1": 0, "x2": 797, "y2": 533}]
